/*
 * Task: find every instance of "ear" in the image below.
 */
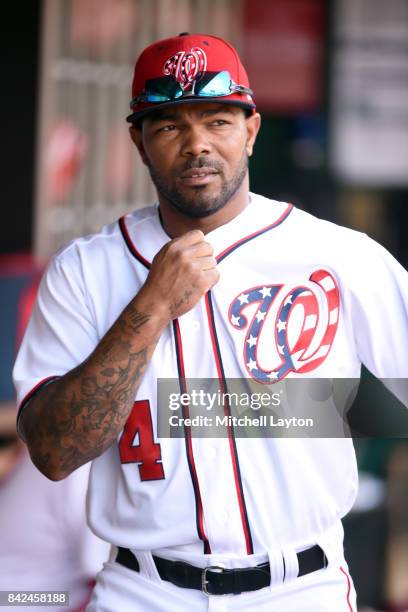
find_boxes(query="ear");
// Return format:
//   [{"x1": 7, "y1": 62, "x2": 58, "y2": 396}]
[
  {"x1": 129, "y1": 125, "x2": 149, "y2": 165},
  {"x1": 245, "y1": 112, "x2": 261, "y2": 157}
]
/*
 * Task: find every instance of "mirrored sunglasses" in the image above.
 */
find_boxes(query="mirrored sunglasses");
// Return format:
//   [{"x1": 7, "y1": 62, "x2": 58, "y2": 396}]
[{"x1": 130, "y1": 70, "x2": 253, "y2": 108}]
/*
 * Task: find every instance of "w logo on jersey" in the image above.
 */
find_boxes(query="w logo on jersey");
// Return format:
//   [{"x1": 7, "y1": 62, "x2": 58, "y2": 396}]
[{"x1": 228, "y1": 270, "x2": 340, "y2": 383}]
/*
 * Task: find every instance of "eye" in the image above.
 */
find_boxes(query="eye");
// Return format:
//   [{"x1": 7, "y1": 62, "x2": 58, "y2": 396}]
[
  {"x1": 211, "y1": 119, "x2": 229, "y2": 126},
  {"x1": 158, "y1": 124, "x2": 176, "y2": 133}
]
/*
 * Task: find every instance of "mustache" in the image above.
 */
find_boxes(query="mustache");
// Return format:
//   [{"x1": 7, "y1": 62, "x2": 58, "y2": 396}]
[{"x1": 179, "y1": 158, "x2": 224, "y2": 174}]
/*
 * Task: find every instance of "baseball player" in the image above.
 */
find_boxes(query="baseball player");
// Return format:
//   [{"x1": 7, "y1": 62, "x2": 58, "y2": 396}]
[{"x1": 13, "y1": 33, "x2": 408, "y2": 611}]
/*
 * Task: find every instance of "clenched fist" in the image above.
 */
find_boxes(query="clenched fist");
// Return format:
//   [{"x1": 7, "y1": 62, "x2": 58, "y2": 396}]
[{"x1": 140, "y1": 230, "x2": 220, "y2": 320}]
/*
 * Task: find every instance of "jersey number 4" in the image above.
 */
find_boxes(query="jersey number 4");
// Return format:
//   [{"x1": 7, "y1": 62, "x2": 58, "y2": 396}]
[{"x1": 118, "y1": 400, "x2": 165, "y2": 481}]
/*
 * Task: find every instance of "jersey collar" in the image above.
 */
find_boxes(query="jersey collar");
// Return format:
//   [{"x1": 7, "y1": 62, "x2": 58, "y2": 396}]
[{"x1": 119, "y1": 194, "x2": 293, "y2": 269}]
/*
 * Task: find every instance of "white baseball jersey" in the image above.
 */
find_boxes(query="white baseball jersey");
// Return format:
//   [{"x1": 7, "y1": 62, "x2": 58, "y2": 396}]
[{"x1": 13, "y1": 194, "x2": 408, "y2": 562}]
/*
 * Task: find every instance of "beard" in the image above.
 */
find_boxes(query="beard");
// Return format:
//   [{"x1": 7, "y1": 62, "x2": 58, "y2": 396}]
[{"x1": 146, "y1": 151, "x2": 249, "y2": 218}]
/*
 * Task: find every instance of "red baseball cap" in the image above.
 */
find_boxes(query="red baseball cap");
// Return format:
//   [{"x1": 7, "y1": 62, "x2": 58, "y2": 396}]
[{"x1": 126, "y1": 32, "x2": 255, "y2": 123}]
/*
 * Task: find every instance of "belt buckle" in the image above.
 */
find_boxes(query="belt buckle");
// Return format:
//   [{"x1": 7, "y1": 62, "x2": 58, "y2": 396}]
[{"x1": 202, "y1": 565, "x2": 225, "y2": 596}]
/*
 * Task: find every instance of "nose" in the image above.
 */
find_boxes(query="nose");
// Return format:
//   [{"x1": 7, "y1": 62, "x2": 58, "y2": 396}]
[{"x1": 180, "y1": 125, "x2": 212, "y2": 157}]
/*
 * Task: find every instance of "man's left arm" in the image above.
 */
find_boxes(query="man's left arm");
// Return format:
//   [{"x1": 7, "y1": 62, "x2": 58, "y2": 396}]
[{"x1": 347, "y1": 234, "x2": 408, "y2": 406}]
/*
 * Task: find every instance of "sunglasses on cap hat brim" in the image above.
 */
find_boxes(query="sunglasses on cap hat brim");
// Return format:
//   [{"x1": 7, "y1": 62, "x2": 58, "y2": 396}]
[{"x1": 126, "y1": 70, "x2": 255, "y2": 123}]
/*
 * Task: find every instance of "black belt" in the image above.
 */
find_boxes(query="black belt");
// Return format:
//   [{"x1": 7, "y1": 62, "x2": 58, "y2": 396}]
[{"x1": 116, "y1": 545, "x2": 328, "y2": 596}]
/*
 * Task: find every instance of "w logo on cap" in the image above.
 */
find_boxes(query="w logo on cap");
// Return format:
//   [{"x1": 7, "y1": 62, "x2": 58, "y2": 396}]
[{"x1": 163, "y1": 47, "x2": 207, "y2": 90}]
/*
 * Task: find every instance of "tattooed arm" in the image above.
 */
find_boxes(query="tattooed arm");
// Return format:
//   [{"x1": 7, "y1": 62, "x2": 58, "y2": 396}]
[{"x1": 20, "y1": 230, "x2": 219, "y2": 480}]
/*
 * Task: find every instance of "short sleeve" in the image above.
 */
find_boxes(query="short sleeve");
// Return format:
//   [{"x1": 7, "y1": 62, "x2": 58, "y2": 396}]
[
  {"x1": 13, "y1": 250, "x2": 99, "y2": 418},
  {"x1": 348, "y1": 235, "x2": 408, "y2": 404}
]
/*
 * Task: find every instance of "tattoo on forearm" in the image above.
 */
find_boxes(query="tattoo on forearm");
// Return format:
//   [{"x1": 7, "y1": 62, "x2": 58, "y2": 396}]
[
  {"x1": 169, "y1": 288, "x2": 194, "y2": 315},
  {"x1": 25, "y1": 304, "x2": 157, "y2": 477},
  {"x1": 127, "y1": 308, "x2": 151, "y2": 332}
]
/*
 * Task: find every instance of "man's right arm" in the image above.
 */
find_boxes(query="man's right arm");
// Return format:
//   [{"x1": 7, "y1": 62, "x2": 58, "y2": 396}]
[{"x1": 18, "y1": 230, "x2": 219, "y2": 481}]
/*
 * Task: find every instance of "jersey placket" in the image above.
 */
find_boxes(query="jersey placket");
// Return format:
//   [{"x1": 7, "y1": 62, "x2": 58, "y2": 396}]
[{"x1": 174, "y1": 300, "x2": 253, "y2": 555}]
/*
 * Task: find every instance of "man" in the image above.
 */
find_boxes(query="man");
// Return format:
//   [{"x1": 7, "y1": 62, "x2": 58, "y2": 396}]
[{"x1": 13, "y1": 33, "x2": 408, "y2": 611}]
